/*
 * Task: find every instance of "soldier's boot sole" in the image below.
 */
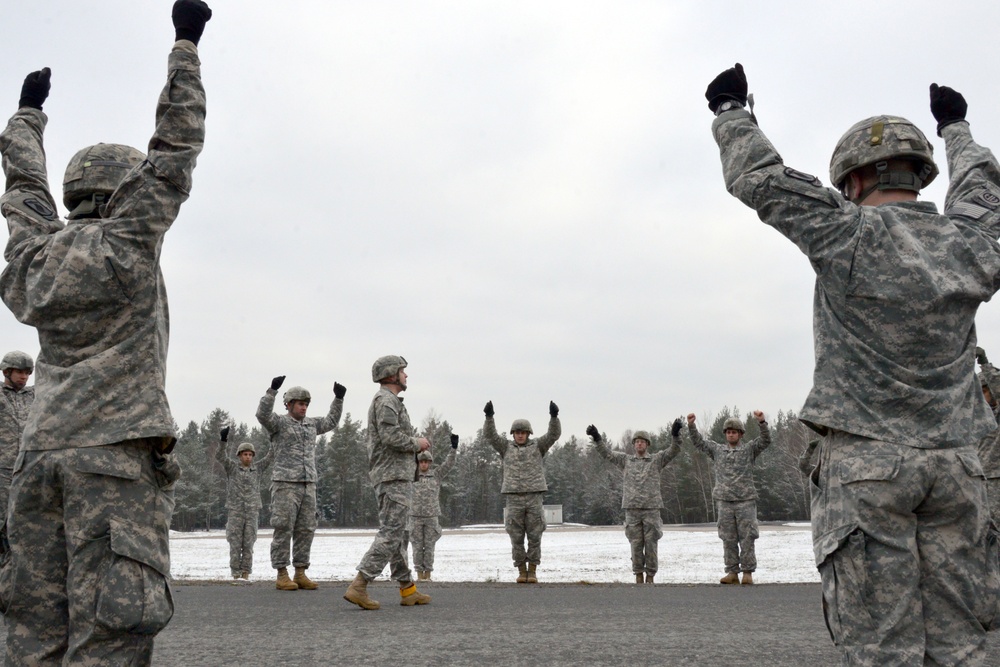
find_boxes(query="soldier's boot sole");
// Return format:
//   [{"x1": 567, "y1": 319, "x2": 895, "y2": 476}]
[
  {"x1": 741, "y1": 572, "x2": 754, "y2": 585},
  {"x1": 527, "y1": 564, "x2": 538, "y2": 584},
  {"x1": 276, "y1": 567, "x2": 299, "y2": 591},
  {"x1": 399, "y1": 583, "x2": 431, "y2": 606},
  {"x1": 719, "y1": 572, "x2": 739, "y2": 585},
  {"x1": 293, "y1": 567, "x2": 319, "y2": 590},
  {"x1": 344, "y1": 573, "x2": 380, "y2": 610}
]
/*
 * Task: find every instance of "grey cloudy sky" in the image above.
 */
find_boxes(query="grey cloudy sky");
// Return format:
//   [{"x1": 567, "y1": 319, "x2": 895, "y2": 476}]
[{"x1": 2, "y1": 1, "x2": 1000, "y2": 443}]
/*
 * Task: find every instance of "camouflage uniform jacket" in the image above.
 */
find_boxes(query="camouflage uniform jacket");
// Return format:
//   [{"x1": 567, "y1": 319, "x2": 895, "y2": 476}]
[
  {"x1": 256, "y1": 388, "x2": 343, "y2": 483},
  {"x1": 411, "y1": 449, "x2": 456, "y2": 517},
  {"x1": 977, "y1": 361, "x2": 1000, "y2": 477},
  {"x1": 215, "y1": 441, "x2": 275, "y2": 513},
  {"x1": 0, "y1": 42, "x2": 206, "y2": 452},
  {"x1": 366, "y1": 386, "x2": 420, "y2": 486},
  {"x1": 484, "y1": 416, "x2": 561, "y2": 494},
  {"x1": 595, "y1": 435, "x2": 681, "y2": 509},
  {"x1": 0, "y1": 384, "x2": 33, "y2": 468},
  {"x1": 689, "y1": 421, "x2": 771, "y2": 501},
  {"x1": 713, "y1": 110, "x2": 1000, "y2": 449}
]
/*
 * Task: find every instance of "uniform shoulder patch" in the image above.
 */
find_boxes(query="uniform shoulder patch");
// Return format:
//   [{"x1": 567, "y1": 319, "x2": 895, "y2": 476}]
[
  {"x1": 977, "y1": 190, "x2": 1000, "y2": 209},
  {"x1": 783, "y1": 167, "x2": 821, "y2": 186},
  {"x1": 22, "y1": 197, "x2": 56, "y2": 221}
]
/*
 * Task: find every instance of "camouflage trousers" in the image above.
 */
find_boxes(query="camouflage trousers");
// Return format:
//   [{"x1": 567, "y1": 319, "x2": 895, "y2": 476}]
[
  {"x1": 357, "y1": 480, "x2": 413, "y2": 584},
  {"x1": 987, "y1": 477, "x2": 1000, "y2": 525},
  {"x1": 0, "y1": 466, "x2": 12, "y2": 529},
  {"x1": 624, "y1": 509, "x2": 663, "y2": 575},
  {"x1": 0, "y1": 441, "x2": 178, "y2": 666},
  {"x1": 269, "y1": 481, "x2": 317, "y2": 570},
  {"x1": 716, "y1": 499, "x2": 758, "y2": 573},
  {"x1": 226, "y1": 509, "x2": 259, "y2": 577},
  {"x1": 812, "y1": 432, "x2": 998, "y2": 666},
  {"x1": 504, "y1": 492, "x2": 546, "y2": 567},
  {"x1": 409, "y1": 516, "x2": 442, "y2": 573}
]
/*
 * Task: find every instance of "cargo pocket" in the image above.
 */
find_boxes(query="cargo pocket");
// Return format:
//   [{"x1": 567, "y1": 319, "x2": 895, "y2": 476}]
[
  {"x1": 94, "y1": 518, "x2": 173, "y2": 636},
  {"x1": 816, "y1": 525, "x2": 877, "y2": 647}
]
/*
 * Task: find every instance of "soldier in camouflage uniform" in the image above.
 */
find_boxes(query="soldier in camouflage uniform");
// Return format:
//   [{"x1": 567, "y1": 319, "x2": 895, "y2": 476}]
[
  {"x1": 587, "y1": 420, "x2": 682, "y2": 583},
  {"x1": 686, "y1": 412, "x2": 769, "y2": 585},
  {"x1": 483, "y1": 400, "x2": 561, "y2": 583},
  {"x1": 0, "y1": 2, "x2": 210, "y2": 662},
  {"x1": 344, "y1": 355, "x2": 432, "y2": 610},
  {"x1": 975, "y1": 347, "x2": 1000, "y2": 521},
  {"x1": 798, "y1": 439, "x2": 821, "y2": 478},
  {"x1": 215, "y1": 426, "x2": 274, "y2": 581},
  {"x1": 707, "y1": 63, "x2": 1000, "y2": 663},
  {"x1": 410, "y1": 435, "x2": 458, "y2": 581},
  {"x1": 256, "y1": 376, "x2": 344, "y2": 591},
  {"x1": 0, "y1": 351, "x2": 34, "y2": 530}
]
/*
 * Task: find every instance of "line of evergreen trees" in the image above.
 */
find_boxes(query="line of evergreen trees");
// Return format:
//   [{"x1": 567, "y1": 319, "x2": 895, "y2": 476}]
[{"x1": 170, "y1": 406, "x2": 816, "y2": 532}]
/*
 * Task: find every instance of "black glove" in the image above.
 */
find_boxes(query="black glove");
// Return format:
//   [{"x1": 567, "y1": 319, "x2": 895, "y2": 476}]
[
  {"x1": 333, "y1": 382, "x2": 346, "y2": 399},
  {"x1": 977, "y1": 347, "x2": 989, "y2": 365},
  {"x1": 484, "y1": 401, "x2": 494, "y2": 418},
  {"x1": 671, "y1": 418, "x2": 682, "y2": 437},
  {"x1": 270, "y1": 375, "x2": 285, "y2": 392},
  {"x1": 929, "y1": 83, "x2": 967, "y2": 137},
  {"x1": 220, "y1": 426, "x2": 230, "y2": 442},
  {"x1": 450, "y1": 434, "x2": 459, "y2": 449},
  {"x1": 705, "y1": 63, "x2": 747, "y2": 113},
  {"x1": 549, "y1": 401, "x2": 559, "y2": 418},
  {"x1": 172, "y1": 0, "x2": 212, "y2": 46},
  {"x1": 19, "y1": 68, "x2": 51, "y2": 111},
  {"x1": 586, "y1": 424, "x2": 601, "y2": 442}
]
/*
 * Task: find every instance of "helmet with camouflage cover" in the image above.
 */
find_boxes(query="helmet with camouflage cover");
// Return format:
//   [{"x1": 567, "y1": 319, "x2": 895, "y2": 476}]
[
  {"x1": 417, "y1": 450, "x2": 433, "y2": 463},
  {"x1": 510, "y1": 419, "x2": 533, "y2": 435},
  {"x1": 237, "y1": 442, "x2": 256, "y2": 455},
  {"x1": 0, "y1": 350, "x2": 34, "y2": 372},
  {"x1": 829, "y1": 115, "x2": 938, "y2": 195},
  {"x1": 632, "y1": 430, "x2": 653, "y2": 446},
  {"x1": 722, "y1": 418, "x2": 745, "y2": 433},
  {"x1": 63, "y1": 143, "x2": 146, "y2": 219},
  {"x1": 282, "y1": 386, "x2": 311, "y2": 404},
  {"x1": 371, "y1": 355, "x2": 407, "y2": 383}
]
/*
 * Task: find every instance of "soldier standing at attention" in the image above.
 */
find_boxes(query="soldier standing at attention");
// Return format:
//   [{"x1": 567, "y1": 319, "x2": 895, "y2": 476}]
[
  {"x1": 0, "y1": 350, "x2": 33, "y2": 528},
  {"x1": 344, "y1": 355, "x2": 431, "y2": 610},
  {"x1": 215, "y1": 426, "x2": 273, "y2": 581},
  {"x1": 483, "y1": 400, "x2": 561, "y2": 584},
  {"x1": 257, "y1": 376, "x2": 345, "y2": 591},
  {"x1": 0, "y1": 2, "x2": 210, "y2": 662},
  {"x1": 587, "y1": 420, "x2": 682, "y2": 583},
  {"x1": 410, "y1": 434, "x2": 458, "y2": 581},
  {"x1": 706, "y1": 62, "x2": 1000, "y2": 662},
  {"x1": 975, "y1": 347, "x2": 1000, "y2": 521},
  {"x1": 686, "y1": 412, "x2": 769, "y2": 585}
]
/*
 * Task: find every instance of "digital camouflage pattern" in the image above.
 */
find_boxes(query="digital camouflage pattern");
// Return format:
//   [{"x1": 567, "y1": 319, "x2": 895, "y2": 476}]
[
  {"x1": 256, "y1": 388, "x2": 342, "y2": 483},
  {"x1": 483, "y1": 415, "x2": 561, "y2": 493},
  {"x1": 409, "y1": 517, "x2": 442, "y2": 573},
  {"x1": 713, "y1": 104, "x2": 1000, "y2": 661},
  {"x1": 357, "y1": 480, "x2": 413, "y2": 583},
  {"x1": 0, "y1": 384, "x2": 33, "y2": 522},
  {"x1": 977, "y1": 360, "x2": 1000, "y2": 478},
  {"x1": 688, "y1": 420, "x2": 770, "y2": 501},
  {"x1": 594, "y1": 433, "x2": 681, "y2": 508},
  {"x1": 624, "y1": 509, "x2": 663, "y2": 576},
  {"x1": 366, "y1": 386, "x2": 421, "y2": 486},
  {"x1": 216, "y1": 440, "x2": 274, "y2": 576},
  {"x1": 269, "y1": 480, "x2": 317, "y2": 569},
  {"x1": 716, "y1": 499, "x2": 759, "y2": 573},
  {"x1": 798, "y1": 440, "x2": 820, "y2": 477},
  {"x1": 0, "y1": 40, "x2": 203, "y2": 664},
  {"x1": 409, "y1": 449, "x2": 456, "y2": 573},
  {"x1": 504, "y1": 491, "x2": 545, "y2": 567}
]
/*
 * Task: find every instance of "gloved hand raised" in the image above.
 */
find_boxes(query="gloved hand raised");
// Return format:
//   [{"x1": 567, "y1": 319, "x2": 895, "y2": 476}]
[
  {"x1": 671, "y1": 418, "x2": 682, "y2": 437},
  {"x1": 220, "y1": 426, "x2": 230, "y2": 442},
  {"x1": 977, "y1": 347, "x2": 989, "y2": 365},
  {"x1": 173, "y1": 0, "x2": 213, "y2": 46},
  {"x1": 450, "y1": 434, "x2": 459, "y2": 449},
  {"x1": 705, "y1": 63, "x2": 747, "y2": 113},
  {"x1": 270, "y1": 376, "x2": 285, "y2": 391},
  {"x1": 929, "y1": 83, "x2": 967, "y2": 136},
  {"x1": 586, "y1": 424, "x2": 601, "y2": 442},
  {"x1": 333, "y1": 382, "x2": 347, "y2": 399},
  {"x1": 484, "y1": 401, "x2": 494, "y2": 418},
  {"x1": 549, "y1": 401, "x2": 559, "y2": 418},
  {"x1": 19, "y1": 68, "x2": 50, "y2": 110}
]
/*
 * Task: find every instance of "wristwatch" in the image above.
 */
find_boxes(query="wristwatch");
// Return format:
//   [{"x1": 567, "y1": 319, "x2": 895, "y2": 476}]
[{"x1": 715, "y1": 99, "x2": 744, "y2": 116}]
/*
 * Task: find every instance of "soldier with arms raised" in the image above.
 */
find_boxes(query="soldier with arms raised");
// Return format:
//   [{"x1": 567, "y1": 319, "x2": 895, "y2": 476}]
[
  {"x1": 215, "y1": 425, "x2": 274, "y2": 581},
  {"x1": 410, "y1": 434, "x2": 458, "y2": 581}
]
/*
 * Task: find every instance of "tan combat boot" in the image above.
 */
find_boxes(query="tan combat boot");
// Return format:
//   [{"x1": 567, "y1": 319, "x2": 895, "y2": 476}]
[
  {"x1": 344, "y1": 572, "x2": 380, "y2": 610},
  {"x1": 645, "y1": 574, "x2": 654, "y2": 584},
  {"x1": 527, "y1": 564, "x2": 538, "y2": 584},
  {"x1": 399, "y1": 582, "x2": 431, "y2": 606},
  {"x1": 635, "y1": 573, "x2": 644, "y2": 584},
  {"x1": 424, "y1": 571, "x2": 433, "y2": 582},
  {"x1": 741, "y1": 572, "x2": 754, "y2": 585},
  {"x1": 516, "y1": 565, "x2": 528, "y2": 584},
  {"x1": 293, "y1": 567, "x2": 318, "y2": 590},
  {"x1": 719, "y1": 572, "x2": 739, "y2": 585},
  {"x1": 276, "y1": 567, "x2": 299, "y2": 591},
  {"x1": 240, "y1": 572, "x2": 249, "y2": 580}
]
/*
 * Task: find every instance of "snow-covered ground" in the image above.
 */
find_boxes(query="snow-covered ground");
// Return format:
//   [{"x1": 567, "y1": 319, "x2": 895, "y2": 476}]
[{"x1": 170, "y1": 522, "x2": 821, "y2": 585}]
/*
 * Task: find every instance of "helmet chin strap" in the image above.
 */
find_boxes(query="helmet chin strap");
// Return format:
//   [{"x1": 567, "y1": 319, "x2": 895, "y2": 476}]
[
  {"x1": 849, "y1": 161, "x2": 925, "y2": 205},
  {"x1": 67, "y1": 193, "x2": 107, "y2": 220}
]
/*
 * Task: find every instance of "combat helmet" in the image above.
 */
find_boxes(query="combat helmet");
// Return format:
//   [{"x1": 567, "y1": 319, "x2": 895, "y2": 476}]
[
  {"x1": 510, "y1": 419, "x2": 533, "y2": 435},
  {"x1": 417, "y1": 450, "x2": 433, "y2": 463},
  {"x1": 63, "y1": 143, "x2": 146, "y2": 220},
  {"x1": 282, "y1": 386, "x2": 311, "y2": 404},
  {"x1": 371, "y1": 355, "x2": 407, "y2": 383},
  {"x1": 722, "y1": 418, "x2": 745, "y2": 433},
  {"x1": 633, "y1": 430, "x2": 653, "y2": 446},
  {"x1": 0, "y1": 350, "x2": 33, "y2": 372},
  {"x1": 829, "y1": 116, "x2": 938, "y2": 196},
  {"x1": 237, "y1": 442, "x2": 256, "y2": 455}
]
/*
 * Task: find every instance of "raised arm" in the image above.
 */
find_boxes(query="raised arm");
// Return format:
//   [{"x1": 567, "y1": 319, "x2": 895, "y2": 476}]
[
  {"x1": 255, "y1": 376, "x2": 284, "y2": 435},
  {"x1": 314, "y1": 382, "x2": 346, "y2": 435},
  {"x1": 482, "y1": 401, "x2": 507, "y2": 456},
  {"x1": 437, "y1": 444, "x2": 458, "y2": 479},
  {"x1": 255, "y1": 442, "x2": 275, "y2": 471},
  {"x1": 750, "y1": 411, "x2": 771, "y2": 459},
  {"x1": 686, "y1": 413, "x2": 715, "y2": 459},
  {"x1": 658, "y1": 418, "x2": 684, "y2": 469},
  {"x1": 214, "y1": 426, "x2": 235, "y2": 475},
  {"x1": 587, "y1": 424, "x2": 626, "y2": 469},
  {"x1": 535, "y1": 401, "x2": 562, "y2": 455}
]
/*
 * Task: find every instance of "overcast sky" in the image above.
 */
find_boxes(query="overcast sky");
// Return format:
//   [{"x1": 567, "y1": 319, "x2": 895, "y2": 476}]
[{"x1": 2, "y1": 1, "x2": 1000, "y2": 444}]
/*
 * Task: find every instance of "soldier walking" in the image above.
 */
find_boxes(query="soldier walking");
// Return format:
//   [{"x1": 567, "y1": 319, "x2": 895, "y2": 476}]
[
  {"x1": 410, "y1": 434, "x2": 458, "y2": 581},
  {"x1": 686, "y1": 412, "x2": 769, "y2": 584},
  {"x1": 215, "y1": 426, "x2": 274, "y2": 581},
  {"x1": 483, "y1": 400, "x2": 561, "y2": 583},
  {"x1": 587, "y1": 420, "x2": 682, "y2": 583},
  {"x1": 706, "y1": 62, "x2": 1000, "y2": 662},
  {"x1": 0, "y1": 351, "x2": 33, "y2": 530},
  {"x1": 344, "y1": 355, "x2": 431, "y2": 609},
  {"x1": 0, "y1": 2, "x2": 210, "y2": 662},
  {"x1": 256, "y1": 376, "x2": 344, "y2": 590}
]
